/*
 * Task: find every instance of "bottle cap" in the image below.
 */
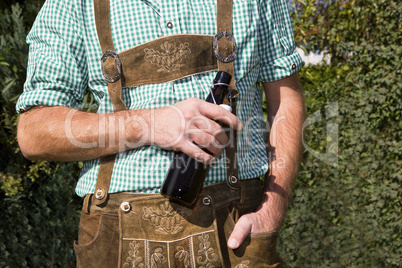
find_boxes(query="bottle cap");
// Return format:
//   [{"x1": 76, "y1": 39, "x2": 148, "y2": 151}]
[
  {"x1": 219, "y1": 104, "x2": 232, "y2": 113},
  {"x1": 214, "y1": 71, "x2": 232, "y2": 85}
]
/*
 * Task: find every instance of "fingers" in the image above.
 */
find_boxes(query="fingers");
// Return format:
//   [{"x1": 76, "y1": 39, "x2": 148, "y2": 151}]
[
  {"x1": 227, "y1": 215, "x2": 253, "y2": 249},
  {"x1": 197, "y1": 101, "x2": 243, "y2": 131},
  {"x1": 189, "y1": 132, "x2": 225, "y2": 157},
  {"x1": 190, "y1": 118, "x2": 228, "y2": 156},
  {"x1": 153, "y1": 98, "x2": 243, "y2": 162},
  {"x1": 178, "y1": 141, "x2": 216, "y2": 164}
]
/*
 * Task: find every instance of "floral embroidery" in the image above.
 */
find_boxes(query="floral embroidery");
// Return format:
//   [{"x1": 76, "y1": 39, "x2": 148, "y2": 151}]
[
  {"x1": 144, "y1": 41, "x2": 191, "y2": 72},
  {"x1": 123, "y1": 241, "x2": 145, "y2": 268},
  {"x1": 150, "y1": 248, "x2": 165, "y2": 268},
  {"x1": 175, "y1": 246, "x2": 191, "y2": 268},
  {"x1": 235, "y1": 260, "x2": 250, "y2": 268},
  {"x1": 197, "y1": 233, "x2": 217, "y2": 268},
  {"x1": 142, "y1": 201, "x2": 191, "y2": 234}
]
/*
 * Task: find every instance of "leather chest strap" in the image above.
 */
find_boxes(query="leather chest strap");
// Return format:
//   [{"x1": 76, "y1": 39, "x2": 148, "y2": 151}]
[{"x1": 116, "y1": 35, "x2": 218, "y2": 88}]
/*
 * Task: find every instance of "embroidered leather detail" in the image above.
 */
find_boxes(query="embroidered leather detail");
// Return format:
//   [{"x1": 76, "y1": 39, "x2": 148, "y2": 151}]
[
  {"x1": 144, "y1": 42, "x2": 191, "y2": 73},
  {"x1": 235, "y1": 260, "x2": 250, "y2": 268},
  {"x1": 142, "y1": 201, "x2": 192, "y2": 235},
  {"x1": 197, "y1": 233, "x2": 218, "y2": 267},
  {"x1": 150, "y1": 248, "x2": 165, "y2": 268},
  {"x1": 123, "y1": 241, "x2": 145, "y2": 268},
  {"x1": 175, "y1": 246, "x2": 191, "y2": 268}
]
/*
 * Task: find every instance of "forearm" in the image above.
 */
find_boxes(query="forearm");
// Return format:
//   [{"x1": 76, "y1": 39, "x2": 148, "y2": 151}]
[
  {"x1": 17, "y1": 99, "x2": 242, "y2": 162},
  {"x1": 17, "y1": 106, "x2": 148, "y2": 161},
  {"x1": 260, "y1": 74, "x2": 305, "y2": 230}
]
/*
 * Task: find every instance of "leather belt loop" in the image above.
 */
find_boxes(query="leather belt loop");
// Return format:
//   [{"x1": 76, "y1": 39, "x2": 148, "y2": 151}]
[{"x1": 83, "y1": 194, "x2": 92, "y2": 214}]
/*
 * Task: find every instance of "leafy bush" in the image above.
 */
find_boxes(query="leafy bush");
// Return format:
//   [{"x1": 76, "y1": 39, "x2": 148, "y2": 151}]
[
  {"x1": 0, "y1": 2, "x2": 81, "y2": 267},
  {"x1": 279, "y1": 0, "x2": 401, "y2": 267}
]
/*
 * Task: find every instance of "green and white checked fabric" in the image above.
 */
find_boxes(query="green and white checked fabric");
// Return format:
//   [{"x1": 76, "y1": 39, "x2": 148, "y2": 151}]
[{"x1": 16, "y1": 0, "x2": 304, "y2": 196}]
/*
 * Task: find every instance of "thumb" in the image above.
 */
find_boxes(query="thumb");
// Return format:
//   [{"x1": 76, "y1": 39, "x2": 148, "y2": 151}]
[{"x1": 227, "y1": 216, "x2": 253, "y2": 249}]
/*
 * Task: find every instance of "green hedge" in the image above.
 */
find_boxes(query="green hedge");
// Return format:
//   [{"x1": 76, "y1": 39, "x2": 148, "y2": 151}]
[
  {"x1": 279, "y1": 1, "x2": 401, "y2": 266},
  {"x1": 0, "y1": 2, "x2": 82, "y2": 267}
]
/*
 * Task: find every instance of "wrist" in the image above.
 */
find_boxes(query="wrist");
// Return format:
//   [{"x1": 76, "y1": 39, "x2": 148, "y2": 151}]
[
  {"x1": 110, "y1": 109, "x2": 150, "y2": 151},
  {"x1": 256, "y1": 184, "x2": 290, "y2": 231}
]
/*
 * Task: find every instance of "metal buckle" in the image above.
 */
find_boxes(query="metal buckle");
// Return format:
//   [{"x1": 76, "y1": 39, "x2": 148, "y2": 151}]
[
  {"x1": 101, "y1": 50, "x2": 122, "y2": 83},
  {"x1": 213, "y1": 31, "x2": 237, "y2": 63}
]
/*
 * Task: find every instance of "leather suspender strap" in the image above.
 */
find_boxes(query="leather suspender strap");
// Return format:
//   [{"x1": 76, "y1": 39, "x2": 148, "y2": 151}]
[
  {"x1": 92, "y1": 0, "x2": 126, "y2": 206},
  {"x1": 216, "y1": 0, "x2": 237, "y2": 90},
  {"x1": 94, "y1": 0, "x2": 127, "y2": 112},
  {"x1": 94, "y1": 0, "x2": 113, "y2": 55},
  {"x1": 216, "y1": 0, "x2": 240, "y2": 189}
]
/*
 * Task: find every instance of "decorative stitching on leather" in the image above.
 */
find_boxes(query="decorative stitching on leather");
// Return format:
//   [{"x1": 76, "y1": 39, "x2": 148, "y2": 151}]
[
  {"x1": 123, "y1": 241, "x2": 145, "y2": 268},
  {"x1": 150, "y1": 247, "x2": 165, "y2": 268},
  {"x1": 142, "y1": 201, "x2": 192, "y2": 235},
  {"x1": 175, "y1": 246, "x2": 191, "y2": 268},
  {"x1": 197, "y1": 233, "x2": 218, "y2": 267},
  {"x1": 235, "y1": 260, "x2": 250, "y2": 268},
  {"x1": 144, "y1": 42, "x2": 191, "y2": 73},
  {"x1": 122, "y1": 230, "x2": 214, "y2": 243},
  {"x1": 189, "y1": 237, "x2": 195, "y2": 268}
]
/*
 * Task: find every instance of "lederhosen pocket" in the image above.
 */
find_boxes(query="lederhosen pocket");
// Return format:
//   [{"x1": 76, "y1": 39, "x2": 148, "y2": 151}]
[
  {"x1": 230, "y1": 231, "x2": 281, "y2": 268},
  {"x1": 74, "y1": 205, "x2": 120, "y2": 268},
  {"x1": 118, "y1": 194, "x2": 224, "y2": 268},
  {"x1": 220, "y1": 208, "x2": 281, "y2": 267}
]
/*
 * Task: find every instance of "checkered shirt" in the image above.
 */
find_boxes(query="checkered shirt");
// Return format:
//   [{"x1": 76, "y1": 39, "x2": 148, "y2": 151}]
[{"x1": 16, "y1": 0, "x2": 304, "y2": 196}]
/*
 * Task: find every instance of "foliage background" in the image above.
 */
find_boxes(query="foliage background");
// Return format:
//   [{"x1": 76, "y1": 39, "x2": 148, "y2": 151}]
[{"x1": 0, "y1": 0, "x2": 400, "y2": 267}]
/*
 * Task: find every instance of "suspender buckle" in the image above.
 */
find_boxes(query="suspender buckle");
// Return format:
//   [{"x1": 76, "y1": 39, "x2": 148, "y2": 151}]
[
  {"x1": 101, "y1": 50, "x2": 122, "y2": 83},
  {"x1": 213, "y1": 31, "x2": 237, "y2": 63}
]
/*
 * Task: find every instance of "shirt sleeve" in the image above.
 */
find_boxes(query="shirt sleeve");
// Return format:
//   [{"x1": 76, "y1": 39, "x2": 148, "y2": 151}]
[
  {"x1": 16, "y1": 0, "x2": 88, "y2": 113},
  {"x1": 257, "y1": 0, "x2": 304, "y2": 82}
]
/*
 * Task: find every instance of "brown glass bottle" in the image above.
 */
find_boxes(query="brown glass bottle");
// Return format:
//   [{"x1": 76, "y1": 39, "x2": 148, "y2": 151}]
[{"x1": 161, "y1": 71, "x2": 232, "y2": 207}]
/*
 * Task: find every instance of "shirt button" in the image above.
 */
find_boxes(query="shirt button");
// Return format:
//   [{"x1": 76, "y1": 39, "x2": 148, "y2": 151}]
[
  {"x1": 291, "y1": 63, "x2": 296, "y2": 70},
  {"x1": 167, "y1": 22, "x2": 173, "y2": 29}
]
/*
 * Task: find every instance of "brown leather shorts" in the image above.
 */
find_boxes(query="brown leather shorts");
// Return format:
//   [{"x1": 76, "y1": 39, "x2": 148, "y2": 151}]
[{"x1": 74, "y1": 179, "x2": 281, "y2": 267}]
